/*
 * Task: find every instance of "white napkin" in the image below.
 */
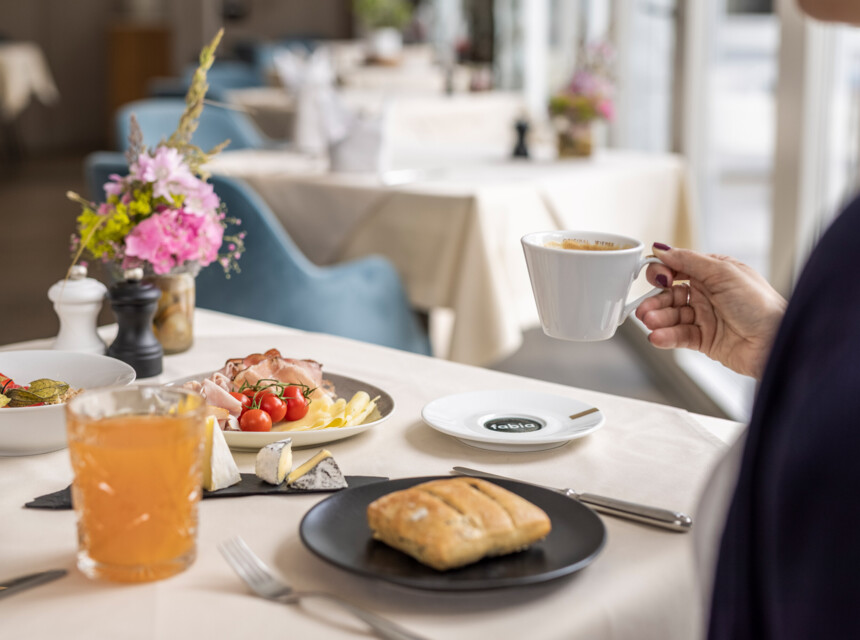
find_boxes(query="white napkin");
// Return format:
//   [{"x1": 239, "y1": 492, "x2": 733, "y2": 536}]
[
  {"x1": 273, "y1": 47, "x2": 350, "y2": 155},
  {"x1": 329, "y1": 110, "x2": 387, "y2": 174}
]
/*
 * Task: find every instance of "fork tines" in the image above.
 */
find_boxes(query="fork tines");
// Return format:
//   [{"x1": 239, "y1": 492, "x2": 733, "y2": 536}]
[{"x1": 218, "y1": 536, "x2": 278, "y2": 596}]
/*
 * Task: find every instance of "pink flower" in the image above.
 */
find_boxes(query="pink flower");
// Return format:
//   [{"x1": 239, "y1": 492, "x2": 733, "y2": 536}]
[
  {"x1": 103, "y1": 174, "x2": 127, "y2": 197},
  {"x1": 597, "y1": 99, "x2": 614, "y2": 121},
  {"x1": 124, "y1": 207, "x2": 224, "y2": 274},
  {"x1": 131, "y1": 147, "x2": 199, "y2": 200},
  {"x1": 182, "y1": 180, "x2": 221, "y2": 216}
]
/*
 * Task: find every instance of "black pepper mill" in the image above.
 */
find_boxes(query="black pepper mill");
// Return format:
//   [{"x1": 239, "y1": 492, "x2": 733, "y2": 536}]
[
  {"x1": 107, "y1": 268, "x2": 163, "y2": 378},
  {"x1": 512, "y1": 118, "x2": 530, "y2": 159}
]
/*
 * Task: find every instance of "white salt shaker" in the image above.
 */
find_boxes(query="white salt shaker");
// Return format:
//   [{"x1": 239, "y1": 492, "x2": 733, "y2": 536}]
[{"x1": 48, "y1": 265, "x2": 108, "y2": 354}]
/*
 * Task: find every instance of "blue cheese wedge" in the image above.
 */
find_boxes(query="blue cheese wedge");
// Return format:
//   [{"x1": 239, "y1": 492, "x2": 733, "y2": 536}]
[
  {"x1": 255, "y1": 438, "x2": 293, "y2": 485},
  {"x1": 203, "y1": 415, "x2": 241, "y2": 491},
  {"x1": 287, "y1": 449, "x2": 348, "y2": 490}
]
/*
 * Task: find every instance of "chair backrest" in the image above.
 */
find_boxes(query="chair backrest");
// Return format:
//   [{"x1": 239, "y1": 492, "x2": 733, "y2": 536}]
[
  {"x1": 115, "y1": 98, "x2": 266, "y2": 152},
  {"x1": 83, "y1": 152, "x2": 432, "y2": 355}
]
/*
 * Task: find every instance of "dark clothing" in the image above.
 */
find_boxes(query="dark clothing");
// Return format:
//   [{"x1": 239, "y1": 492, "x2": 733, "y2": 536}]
[{"x1": 709, "y1": 196, "x2": 860, "y2": 638}]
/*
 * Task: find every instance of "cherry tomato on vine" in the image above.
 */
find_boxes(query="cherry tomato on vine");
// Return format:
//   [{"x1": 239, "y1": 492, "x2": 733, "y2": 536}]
[
  {"x1": 284, "y1": 397, "x2": 309, "y2": 421},
  {"x1": 282, "y1": 385, "x2": 305, "y2": 401},
  {"x1": 259, "y1": 394, "x2": 286, "y2": 423},
  {"x1": 229, "y1": 391, "x2": 252, "y2": 414},
  {"x1": 239, "y1": 409, "x2": 272, "y2": 432},
  {"x1": 256, "y1": 386, "x2": 281, "y2": 397},
  {"x1": 241, "y1": 388, "x2": 257, "y2": 399}
]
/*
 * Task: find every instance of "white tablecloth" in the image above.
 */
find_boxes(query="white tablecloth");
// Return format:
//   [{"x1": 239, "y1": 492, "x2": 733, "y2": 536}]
[
  {"x1": 0, "y1": 42, "x2": 59, "y2": 120},
  {"x1": 207, "y1": 148, "x2": 695, "y2": 366},
  {"x1": 1, "y1": 309, "x2": 742, "y2": 640},
  {"x1": 226, "y1": 87, "x2": 524, "y2": 147}
]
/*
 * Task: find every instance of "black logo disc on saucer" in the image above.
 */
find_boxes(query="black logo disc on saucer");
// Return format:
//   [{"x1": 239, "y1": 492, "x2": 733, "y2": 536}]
[{"x1": 482, "y1": 416, "x2": 543, "y2": 433}]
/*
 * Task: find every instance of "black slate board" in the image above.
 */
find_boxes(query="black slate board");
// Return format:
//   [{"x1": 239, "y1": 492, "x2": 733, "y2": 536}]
[{"x1": 24, "y1": 474, "x2": 388, "y2": 510}]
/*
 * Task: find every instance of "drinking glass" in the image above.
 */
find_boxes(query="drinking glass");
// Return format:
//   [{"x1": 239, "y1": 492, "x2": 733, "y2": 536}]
[{"x1": 66, "y1": 386, "x2": 206, "y2": 582}]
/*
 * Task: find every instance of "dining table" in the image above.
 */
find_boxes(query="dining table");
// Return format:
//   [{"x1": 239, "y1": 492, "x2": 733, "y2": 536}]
[
  {"x1": 0, "y1": 308, "x2": 742, "y2": 639},
  {"x1": 225, "y1": 87, "x2": 524, "y2": 145},
  {"x1": 207, "y1": 146, "x2": 695, "y2": 367}
]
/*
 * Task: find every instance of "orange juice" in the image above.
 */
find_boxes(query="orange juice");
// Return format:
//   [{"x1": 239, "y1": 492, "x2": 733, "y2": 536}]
[{"x1": 67, "y1": 391, "x2": 205, "y2": 583}]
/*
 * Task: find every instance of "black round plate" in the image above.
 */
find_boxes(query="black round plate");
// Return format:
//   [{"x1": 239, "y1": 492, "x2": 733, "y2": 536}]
[{"x1": 299, "y1": 476, "x2": 607, "y2": 591}]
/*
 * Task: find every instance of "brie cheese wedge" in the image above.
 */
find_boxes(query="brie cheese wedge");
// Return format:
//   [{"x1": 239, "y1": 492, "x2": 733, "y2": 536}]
[
  {"x1": 287, "y1": 449, "x2": 348, "y2": 490},
  {"x1": 255, "y1": 438, "x2": 293, "y2": 485},
  {"x1": 203, "y1": 415, "x2": 241, "y2": 491}
]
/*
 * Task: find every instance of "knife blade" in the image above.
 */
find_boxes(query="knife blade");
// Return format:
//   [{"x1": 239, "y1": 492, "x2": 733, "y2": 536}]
[
  {"x1": 452, "y1": 466, "x2": 693, "y2": 533},
  {"x1": 0, "y1": 569, "x2": 68, "y2": 600}
]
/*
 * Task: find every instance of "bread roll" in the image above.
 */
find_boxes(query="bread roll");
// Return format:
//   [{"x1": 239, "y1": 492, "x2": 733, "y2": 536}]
[{"x1": 366, "y1": 478, "x2": 551, "y2": 571}]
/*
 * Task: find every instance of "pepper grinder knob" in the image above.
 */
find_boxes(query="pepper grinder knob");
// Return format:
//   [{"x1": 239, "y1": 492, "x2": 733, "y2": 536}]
[
  {"x1": 107, "y1": 268, "x2": 163, "y2": 378},
  {"x1": 47, "y1": 264, "x2": 107, "y2": 354}
]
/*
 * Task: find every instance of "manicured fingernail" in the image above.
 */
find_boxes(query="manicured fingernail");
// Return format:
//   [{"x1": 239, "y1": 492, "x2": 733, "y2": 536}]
[
  {"x1": 656, "y1": 275, "x2": 668, "y2": 288},
  {"x1": 653, "y1": 242, "x2": 671, "y2": 251}
]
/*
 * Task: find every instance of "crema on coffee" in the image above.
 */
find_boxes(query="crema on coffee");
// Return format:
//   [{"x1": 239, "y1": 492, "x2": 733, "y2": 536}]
[{"x1": 545, "y1": 239, "x2": 632, "y2": 251}]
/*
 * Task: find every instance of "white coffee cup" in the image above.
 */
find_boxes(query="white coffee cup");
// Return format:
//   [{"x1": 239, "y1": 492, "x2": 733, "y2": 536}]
[{"x1": 521, "y1": 230, "x2": 662, "y2": 341}]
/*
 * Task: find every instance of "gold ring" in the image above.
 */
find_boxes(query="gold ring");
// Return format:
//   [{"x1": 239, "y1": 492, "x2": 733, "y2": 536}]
[{"x1": 685, "y1": 285, "x2": 692, "y2": 307}]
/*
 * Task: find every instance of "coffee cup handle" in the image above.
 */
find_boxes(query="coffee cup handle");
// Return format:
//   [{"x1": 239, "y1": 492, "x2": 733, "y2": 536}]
[{"x1": 620, "y1": 256, "x2": 664, "y2": 324}]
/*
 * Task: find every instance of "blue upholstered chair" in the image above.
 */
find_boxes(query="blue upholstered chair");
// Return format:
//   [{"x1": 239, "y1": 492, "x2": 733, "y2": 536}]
[
  {"x1": 84, "y1": 152, "x2": 432, "y2": 355},
  {"x1": 183, "y1": 60, "x2": 265, "y2": 90},
  {"x1": 148, "y1": 60, "x2": 265, "y2": 102},
  {"x1": 115, "y1": 98, "x2": 269, "y2": 152}
]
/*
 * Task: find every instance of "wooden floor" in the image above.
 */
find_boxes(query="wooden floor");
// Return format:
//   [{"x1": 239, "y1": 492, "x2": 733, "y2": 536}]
[{"x1": 1, "y1": 153, "x2": 687, "y2": 411}]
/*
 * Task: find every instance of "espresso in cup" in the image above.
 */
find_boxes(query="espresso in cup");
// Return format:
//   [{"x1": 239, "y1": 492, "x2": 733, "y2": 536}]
[
  {"x1": 523, "y1": 231, "x2": 662, "y2": 341},
  {"x1": 545, "y1": 238, "x2": 633, "y2": 252}
]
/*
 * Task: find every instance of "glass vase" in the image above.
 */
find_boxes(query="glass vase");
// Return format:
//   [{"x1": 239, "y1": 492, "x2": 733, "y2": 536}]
[
  {"x1": 149, "y1": 272, "x2": 195, "y2": 355},
  {"x1": 557, "y1": 122, "x2": 594, "y2": 158}
]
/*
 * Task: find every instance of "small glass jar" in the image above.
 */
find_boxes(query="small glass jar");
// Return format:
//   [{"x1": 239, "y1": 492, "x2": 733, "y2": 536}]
[
  {"x1": 149, "y1": 271, "x2": 195, "y2": 354},
  {"x1": 556, "y1": 121, "x2": 594, "y2": 158}
]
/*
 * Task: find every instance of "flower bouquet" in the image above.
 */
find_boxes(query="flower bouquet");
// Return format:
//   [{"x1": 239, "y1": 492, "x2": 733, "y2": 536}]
[
  {"x1": 68, "y1": 29, "x2": 244, "y2": 353},
  {"x1": 549, "y1": 42, "x2": 615, "y2": 157}
]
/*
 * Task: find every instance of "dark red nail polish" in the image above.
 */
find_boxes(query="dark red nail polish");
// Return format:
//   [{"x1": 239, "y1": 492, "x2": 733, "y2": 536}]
[
  {"x1": 653, "y1": 242, "x2": 671, "y2": 251},
  {"x1": 656, "y1": 275, "x2": 668, "y2": 288}
]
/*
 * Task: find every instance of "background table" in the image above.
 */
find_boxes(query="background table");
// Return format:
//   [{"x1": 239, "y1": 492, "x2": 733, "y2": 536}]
[
  {"x1": 226, "y1": 88, "x2": 523, "y2": 146},
  {"x1": 1, "y1": 309, "x2": 741, "y2": 640},
  {"x1": 208, "y1": 148, "x2": 694, "y2": 366}
]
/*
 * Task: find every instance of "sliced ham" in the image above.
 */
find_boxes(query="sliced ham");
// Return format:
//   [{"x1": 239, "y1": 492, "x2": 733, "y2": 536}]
[
  {"x1": 202, "y1": 378, "x2": 244, "y2": 417},
  {"x1": 182, "y1": 379, "x2": 204, "y2": 394},
  {"x1": 211, "y1": 349, "x2": 335, "y2": 401},
  {"x1": 210, "y1": 371, "x2": 233, "y2": 392},
  {"x1": 232, "y1": 356, "x2": 333, "y2": 401}
]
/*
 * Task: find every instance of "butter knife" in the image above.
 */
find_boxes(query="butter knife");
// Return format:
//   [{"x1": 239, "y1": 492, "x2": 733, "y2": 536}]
[
  {"x1": 0, "y1": 569, "x2": 67, "y2": 600},
  {"x1": 452, "y1": 466, "x2": 693, "y2": 532}
]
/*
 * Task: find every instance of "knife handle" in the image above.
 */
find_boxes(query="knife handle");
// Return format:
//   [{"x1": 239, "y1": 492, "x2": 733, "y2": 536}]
[
  {"x1": 451, "y1": 466, "x2": 693, "y2": 533},
  {"x1": 574, "y1": 492, "x2": 693, "y2": 532}
]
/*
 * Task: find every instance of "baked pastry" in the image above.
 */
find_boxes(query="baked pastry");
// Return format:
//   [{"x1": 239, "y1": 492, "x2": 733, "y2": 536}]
[{"x1": 366, "y1": 477, "x2": 551, "y2": 571}]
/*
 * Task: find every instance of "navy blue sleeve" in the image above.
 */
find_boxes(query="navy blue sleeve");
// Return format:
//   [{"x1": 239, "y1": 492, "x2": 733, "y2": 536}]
[{"x1": 709, "y1": 196, "x2": 860, "y2": 639}]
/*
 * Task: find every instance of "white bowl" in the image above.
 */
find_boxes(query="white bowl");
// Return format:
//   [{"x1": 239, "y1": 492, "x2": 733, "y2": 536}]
[{"x1": 0, "y1": 350, "x2": 136, "y2": 456}]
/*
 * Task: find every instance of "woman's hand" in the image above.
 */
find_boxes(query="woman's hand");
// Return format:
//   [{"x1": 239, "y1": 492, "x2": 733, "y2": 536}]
[{"x1": 635, "y1": 243, "x2": 787, "y2": 379}]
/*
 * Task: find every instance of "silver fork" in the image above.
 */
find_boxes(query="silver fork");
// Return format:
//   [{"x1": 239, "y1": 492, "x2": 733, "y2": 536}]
[{"x1": 218, "y1": 536, "x2": 430, "y2": 640}]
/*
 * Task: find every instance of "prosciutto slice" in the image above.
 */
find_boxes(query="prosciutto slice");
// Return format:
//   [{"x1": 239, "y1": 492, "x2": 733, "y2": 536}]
[
  {"x1": 217, "y1": 349, "x2": 334, "y2": 401},
  {"x1": 202, "y1": 378, "x2": 244, "y2": 417}
]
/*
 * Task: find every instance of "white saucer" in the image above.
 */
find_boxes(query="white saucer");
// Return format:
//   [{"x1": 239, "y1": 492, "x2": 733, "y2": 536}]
[{"x1": 421, "y1": 390, "x2": 604, "y2": 452}]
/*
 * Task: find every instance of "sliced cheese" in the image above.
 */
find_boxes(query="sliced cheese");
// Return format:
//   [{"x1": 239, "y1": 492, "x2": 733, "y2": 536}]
[
  {"x1": 203, "y1": 415, "x2": 241, "y2": 491},
  {"x1": 255, "y1": 438, "x2": 293, "y2": 485},
  {"x1": 287, "y1": 449, "x2": 348, "y2": 490}
]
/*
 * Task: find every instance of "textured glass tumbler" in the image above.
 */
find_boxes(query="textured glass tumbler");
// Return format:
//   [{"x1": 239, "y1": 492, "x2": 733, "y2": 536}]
[{"x1": 66, "y1": 386, "x2": 205, "y2": 582}]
